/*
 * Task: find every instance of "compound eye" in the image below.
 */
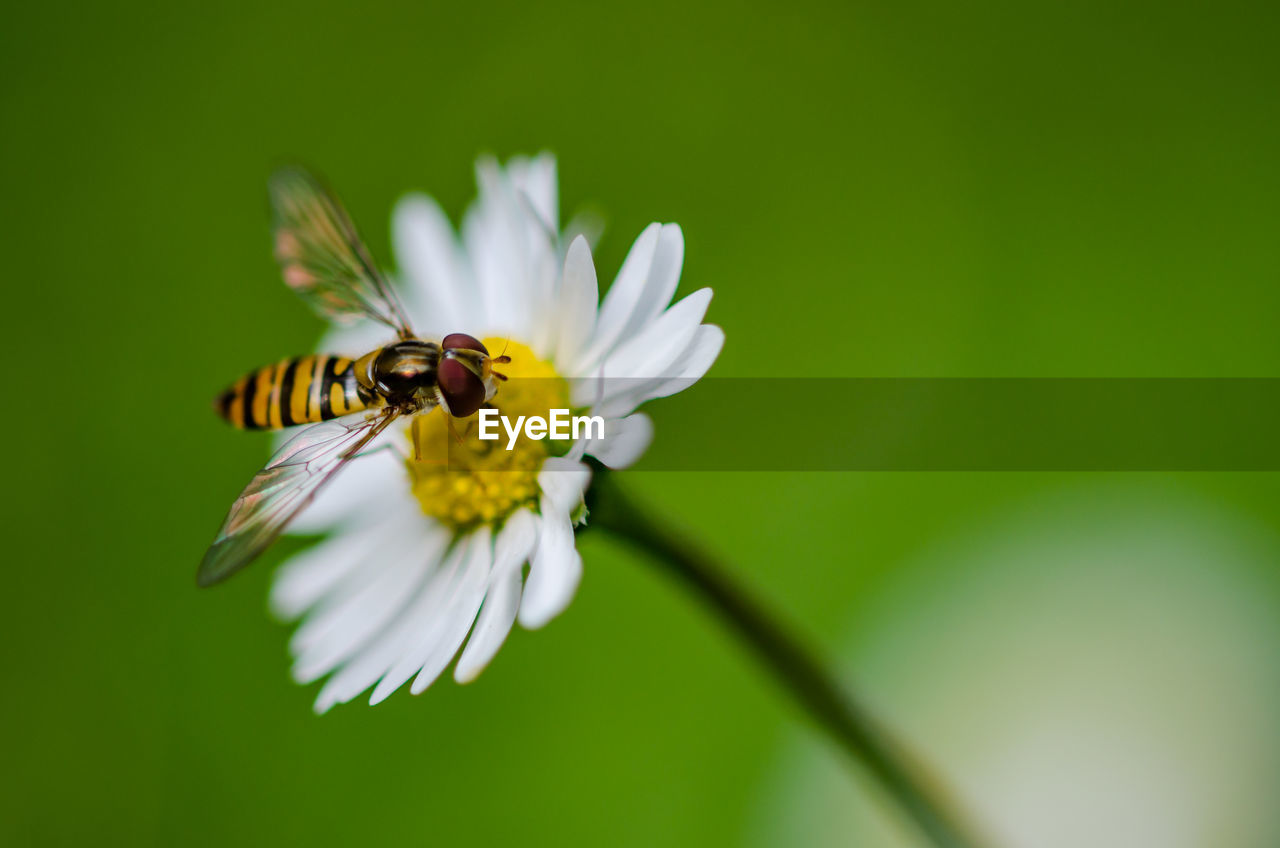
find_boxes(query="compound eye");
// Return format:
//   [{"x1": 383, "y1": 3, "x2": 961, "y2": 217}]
[
  {"x1": 438, "y1": 357, "x2": 485, "y2": 417},
  {"x1": 442, "y1": 333, "x2": 488, "y2": 355}
]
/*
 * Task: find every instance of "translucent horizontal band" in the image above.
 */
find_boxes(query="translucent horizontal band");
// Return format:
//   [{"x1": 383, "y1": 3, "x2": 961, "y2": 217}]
[{"x1": 489, "y1": 377, "x2": 1280, "y2": 471}]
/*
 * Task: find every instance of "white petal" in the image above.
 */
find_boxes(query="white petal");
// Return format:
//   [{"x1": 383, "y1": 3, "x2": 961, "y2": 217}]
[
  {"x1": 290, "y1": 520, "x2": 445, "y2": 684},
  {"x1": 408, "y1": 527, "x2": 494, "y2": 694},
  {"x1": 313, "y1": 536, "x2": 470, "y2": 712},
  {"x1": 454, "y1": 560, "x2": 523, "y2": 684},
  {"x1": 563, "y1": 209, "x2": 604, "y2": 252},
  {"x1": 270, "y1": 498, "x2": 422, "y2": 616},
  {"x1": 367, "y1": 529, "x2": 488, "y2": 702},
  {"x1": 525, "y1": 248, "x2": 562, "y2": 361},
  {"x1": 572, "y1": 223, "x2": 660, "y2": 370},
  {"x1": 392, "y1": 193, "x2": 477, "y2": 336},
  {"x1": 597, "y1": 288, "x2": 712, "y2": 381},
  {"x1": 519, "y1": 503, "x2": 583, "y2": 629},
  {"x1": 508, "y1": 152, "x2": 559, "y2": 235},
  {"x1": 626, "y1": 223, "x2": 684, "y2": 336},
  {"x1": 589, "y1": 324, "x2": 725, "y2": 418},
  {"x1": 270, "y1": 515, "x2": 394, "y2": 620},
  {"x1": 647, "y1": 323, "x2": 725, "y2": 398},
  {"x1": 453, "y1": 517, "x2": 537, "y2": 691},
  {"x1": 284, "y1": 443, "x2": 405, "y2": 534},
  {"x1": 454, "y1": 509, "x2": 539, "y2": 683},
  {"x1": 586, "y1": 414, "x2": 653, "y2": 470},
  {"x1": 537, "y1": 457, "x2": 591, "y2": 516},
  {"x1": 466, "y1": 158, "x2": 532, "y2": 336},
  {"x1": 571, "y1": 224, "x2": 685, "y2": 374},
  {"x1": 553, "y1": 236, "x2": 599, "y2": 369},
  {"x1": 564, "y1": 372, "x2": 607, "y2": 417}
]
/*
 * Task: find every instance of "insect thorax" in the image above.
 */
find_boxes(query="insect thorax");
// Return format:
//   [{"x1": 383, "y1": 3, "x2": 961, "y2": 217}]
[{"x1": 357, "y1": 340, "x2": 441, "y2": 405}]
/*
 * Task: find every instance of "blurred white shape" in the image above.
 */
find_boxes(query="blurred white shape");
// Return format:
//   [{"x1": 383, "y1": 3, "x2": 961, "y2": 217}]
[{"x1": 755, "y1": 483, "x2": 1280, "y2": 848}]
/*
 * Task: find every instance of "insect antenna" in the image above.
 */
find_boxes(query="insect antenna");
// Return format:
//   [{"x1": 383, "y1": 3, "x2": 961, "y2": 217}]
[{"x1": 491, "y1": 337, "x2": 512, "y2": 380}]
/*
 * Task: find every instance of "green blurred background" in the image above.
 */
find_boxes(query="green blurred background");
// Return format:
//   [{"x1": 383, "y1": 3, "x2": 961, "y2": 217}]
[{"x1": 4, "y1": 1, "x2": 1280, "y2": 845}]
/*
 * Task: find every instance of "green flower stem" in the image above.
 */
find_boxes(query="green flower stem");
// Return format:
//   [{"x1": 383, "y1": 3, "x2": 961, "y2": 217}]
[{"x1": 587, "y1": 471, "x2": 992, "y2": 848}]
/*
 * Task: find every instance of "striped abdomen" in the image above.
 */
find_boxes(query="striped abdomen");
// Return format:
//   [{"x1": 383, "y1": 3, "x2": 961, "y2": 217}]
[{"x1": 216, "y1": 354, "x2": 377, "y2": 430}]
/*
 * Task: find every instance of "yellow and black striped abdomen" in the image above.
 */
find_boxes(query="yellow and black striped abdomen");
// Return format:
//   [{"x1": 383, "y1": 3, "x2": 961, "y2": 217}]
[{"x1": 216, "y1": 354, "x2": 374, "y2": 430}]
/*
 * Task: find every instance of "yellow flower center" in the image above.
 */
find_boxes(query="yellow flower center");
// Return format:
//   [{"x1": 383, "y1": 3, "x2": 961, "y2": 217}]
[{"x1": 405, "y1": 339, "x2": 569, "y2": 528}]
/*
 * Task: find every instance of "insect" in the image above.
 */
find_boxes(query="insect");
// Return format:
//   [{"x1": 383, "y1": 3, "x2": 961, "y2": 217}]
[{"x1": 198, "y1": 166, "x2": 509, "y2": 588}]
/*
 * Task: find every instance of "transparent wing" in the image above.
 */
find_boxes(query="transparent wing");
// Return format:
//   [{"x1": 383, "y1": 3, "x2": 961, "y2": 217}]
[
  {"x1": 270, "y1": 165, "x2": 413, "y2": 337},
  {"x1": 198, "y1": 410, "x2": 401, "y2": 587}
]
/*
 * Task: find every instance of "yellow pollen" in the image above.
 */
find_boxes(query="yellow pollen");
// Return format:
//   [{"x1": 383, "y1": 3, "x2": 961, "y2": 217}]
[{"x1": 405, "y1": 339, "x2": 569, "y2": 528}]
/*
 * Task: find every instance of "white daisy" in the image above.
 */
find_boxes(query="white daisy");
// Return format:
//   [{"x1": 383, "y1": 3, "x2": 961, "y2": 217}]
[{"x1": 267, "y1": 154, "x2": 724, "y2": 712}]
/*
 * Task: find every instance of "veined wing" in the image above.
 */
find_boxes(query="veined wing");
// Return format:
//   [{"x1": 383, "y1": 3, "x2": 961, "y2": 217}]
[
  {"x1": 270, "y1": 166, "x2": 413, "y2": 337},
  {"x1": 198, "y1": 410, "x2": 401, "y2": 587}
]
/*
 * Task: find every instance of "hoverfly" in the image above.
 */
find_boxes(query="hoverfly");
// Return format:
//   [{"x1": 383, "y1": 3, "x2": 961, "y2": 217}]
[{"x1": 198, "y1": 166, "x2": 509, "y2": 588}]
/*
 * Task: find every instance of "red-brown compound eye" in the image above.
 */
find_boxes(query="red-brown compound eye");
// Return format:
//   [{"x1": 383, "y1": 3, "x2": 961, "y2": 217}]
[
  {"x1": 441, "y1": 333, "x2": 488, "y2": 355},
  {"x1": 438, "y1": 357, "x2": 486, "y2": 417}
]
